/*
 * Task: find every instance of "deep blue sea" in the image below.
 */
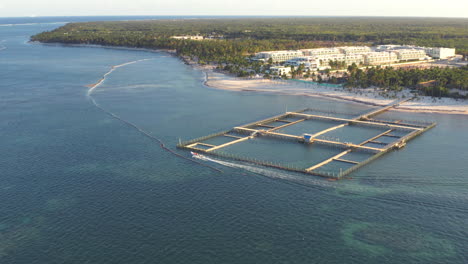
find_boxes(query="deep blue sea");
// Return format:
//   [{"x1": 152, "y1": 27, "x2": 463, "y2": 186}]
[{"x1": 0, "y1": 17, "x2": 467, "y2": 264}]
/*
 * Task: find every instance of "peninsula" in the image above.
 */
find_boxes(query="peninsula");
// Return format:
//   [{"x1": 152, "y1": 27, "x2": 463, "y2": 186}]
[{"x1": 31, "y1": 17, "x2": 468, "y2": 114}]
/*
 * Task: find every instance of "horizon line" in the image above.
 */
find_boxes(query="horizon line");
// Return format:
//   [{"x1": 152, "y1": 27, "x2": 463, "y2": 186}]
[{"x1": 1, "y1": 15, "x2": 468, "y2": 19}]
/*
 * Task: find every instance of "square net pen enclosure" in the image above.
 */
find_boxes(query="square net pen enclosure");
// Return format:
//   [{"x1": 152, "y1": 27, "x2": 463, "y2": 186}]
[{"x1": 177, "y1": 100, "x2": 436, "y2": 179}]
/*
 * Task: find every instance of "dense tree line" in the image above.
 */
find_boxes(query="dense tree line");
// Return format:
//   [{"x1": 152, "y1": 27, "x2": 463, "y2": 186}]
[
  {"x1": 32, "y1": 17, "x2": 468, "y2": 59},
  {"x1": 31, "y1": 30, "x2": 345, "y2": 65},
  {"x1": 31, "y1": 18, "x2": 468, "y2": 98},
  {"x1": 345, "y1": 64, "x2": 468, "y2": 98}
]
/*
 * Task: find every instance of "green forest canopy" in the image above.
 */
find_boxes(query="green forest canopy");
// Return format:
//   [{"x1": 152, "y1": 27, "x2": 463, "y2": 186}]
[
  {"x1": 32, "y1": 17, "x2": 468, "y2": 62},
  {"x1": 31, "y1": 18, "x2": 468, "y2": 97}
]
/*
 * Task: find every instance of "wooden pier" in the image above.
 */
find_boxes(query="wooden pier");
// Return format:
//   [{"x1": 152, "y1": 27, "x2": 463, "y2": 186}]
[{"x1": 177, "y1": 99, "x2": 436, "y2": 179}]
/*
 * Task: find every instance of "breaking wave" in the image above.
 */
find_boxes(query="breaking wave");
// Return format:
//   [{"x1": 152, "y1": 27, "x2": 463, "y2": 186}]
[{"x1": 87, "y1": 59, "x2": 152, "y2": 95}]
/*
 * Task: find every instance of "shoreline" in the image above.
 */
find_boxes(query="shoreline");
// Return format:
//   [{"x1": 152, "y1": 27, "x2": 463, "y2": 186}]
[
  {"x1": 29, "y1": 41, "x2": 178, "y2": 55},
  {"x1": 201, "y1": 68, "x2": 468, "y2": 115},
  {"x1": 33, "y1": 41, "x2": 467, "y2": 115}
]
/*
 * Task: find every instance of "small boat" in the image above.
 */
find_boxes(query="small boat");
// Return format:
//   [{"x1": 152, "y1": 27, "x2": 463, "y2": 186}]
[{"x1": 191, "y1": 151, "x2": 207, "y2": 159}]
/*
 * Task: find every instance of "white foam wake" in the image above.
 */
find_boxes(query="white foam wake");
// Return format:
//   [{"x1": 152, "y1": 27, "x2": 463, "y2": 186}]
[
  {"x1": 87, "y1": 59, "x2": 152, "y2": 96},
  {"x1": 192, "y1": 154, "x2": 335, "y2": 188}
]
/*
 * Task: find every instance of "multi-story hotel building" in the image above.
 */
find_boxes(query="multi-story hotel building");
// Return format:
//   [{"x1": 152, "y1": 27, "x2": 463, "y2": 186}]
[
  {"x1": 300, "y1": 48, "x2": 342, "y2": 57},
  {"x1": 363, "y1": 52, "x2": 399, "y2": 65},
  {"x1": 377, "y1": 45, "x2": 456, "y2": 59},
  {"x1": 255, "y1": 50, "x2": 304, "y2": 63},
  {"x1": 424, "y1": 47, "x2": 456, "y2": 59},
  {"x1": 312, "y1": 54, "x2": 365, "y2": 67},
  {"x1": 284, "y1": 57, "x2": 320, "y2": 70},
  {"x1": 256, "y1": 45, "x2": 455, "y2": 67},
  {"x1": 392, "y1": 49, "x2": 427, "y2": 61},
  {"x1": 170, "y1": 35, "x2": 204, "y2": 40},
  {"x1": 339, "y1": 46, "x2": 372, "y2": 54},
  {"x1": 270, "y1": 66, "x2": 292, "y2": 76}
]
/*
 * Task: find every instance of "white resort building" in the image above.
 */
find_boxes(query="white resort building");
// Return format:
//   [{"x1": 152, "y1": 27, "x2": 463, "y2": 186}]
[
  {"x1": 339, "y1": 46, "x2": 372, "y2": 54},
  {"x1": 285, "y1": 57, "x2": 320, "y2": 71},
  {"x1": 270, "y1": 66, "x2": 292, "y2": 76},
  {"x1": 312, "y1": 54, "x2": 365, "y2": 67},
  {"x1": 170, "y1": 35, "x2": 204, "y2": 40},
  {"x1": 363, "y1": 52, "x2": 399, "y2": 65},
  {"x1": 255, "y1": 45, "x2": 456, "y2": 69},
  {"x1": 255, "y1": 50, "x2": 303, "y2": 63},
  {"x1": 392, "y1": 49, "x2": 427, "y2": 61},
  {"x1": 300, "y1": 48, "x2": 342, "y2": 57},
  {"x1": 424, "y1": 47, "x2": 456, "y2": 59},
  {"x1": 376, "y1": 45, "x2": 417, "y2": 51},
  {"x1": 376, "y1": 45, "x2": 456, "y2": 59}
]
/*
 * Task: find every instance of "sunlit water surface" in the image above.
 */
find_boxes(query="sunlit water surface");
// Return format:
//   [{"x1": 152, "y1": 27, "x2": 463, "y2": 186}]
[{"x1": 0, "y1": 18, "x2": 467, "y2": 264}]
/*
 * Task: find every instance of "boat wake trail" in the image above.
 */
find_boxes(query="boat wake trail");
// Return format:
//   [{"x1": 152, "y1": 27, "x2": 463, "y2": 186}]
[
  {"x1": 87, "y1": 59, "x2": 223, "y2": 174},
  {"x1": 194, "y1": 153, "x2": 468, "y2": 214},
  {"x1": 192, "y1": 154, "x2": 335, "y2": 189}
]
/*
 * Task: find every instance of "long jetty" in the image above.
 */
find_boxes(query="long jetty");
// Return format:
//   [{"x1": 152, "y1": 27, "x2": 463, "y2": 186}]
[{"x1": 177, "y1": 99, "x2": 436, "y2": 179}]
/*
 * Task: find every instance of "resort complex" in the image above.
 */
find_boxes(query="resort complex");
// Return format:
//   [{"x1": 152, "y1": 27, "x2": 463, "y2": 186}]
[
  {"x1": 254, "y1": 45, "x2": 456, "y2": 73},
  {"x1": 170, "y1": 35, "x2": 204, "y2": 40}
]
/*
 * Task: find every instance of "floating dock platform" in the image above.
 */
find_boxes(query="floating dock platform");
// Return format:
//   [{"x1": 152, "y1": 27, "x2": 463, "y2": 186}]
[{"x1": 177, "y1": 99, "x2": 436, "y2": 179}]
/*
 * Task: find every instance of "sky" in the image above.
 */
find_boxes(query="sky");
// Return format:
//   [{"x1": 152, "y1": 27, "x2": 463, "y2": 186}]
[{"x1": 0, "y1": 0, "x2": 467, "y2": 18}]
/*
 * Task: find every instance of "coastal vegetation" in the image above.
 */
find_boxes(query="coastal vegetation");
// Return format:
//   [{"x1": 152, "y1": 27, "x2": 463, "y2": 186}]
[
  {"x1": 31, "y1": 17, "x2": 468, "y2": 98},
  {"x1": 345, "y1": 64, "x2": 468, "y2": 98},
  {"x1": 31, "y1": 17, "x2": 468, "y2": 59}
]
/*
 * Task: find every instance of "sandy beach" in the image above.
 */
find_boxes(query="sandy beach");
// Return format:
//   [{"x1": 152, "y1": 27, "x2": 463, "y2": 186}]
[
  {"x1": 202, "y1": 68, "x2": 468, "y2": 115},
  {"x1": 33, "y1": 42, "x2": 467, "y2": 115}
]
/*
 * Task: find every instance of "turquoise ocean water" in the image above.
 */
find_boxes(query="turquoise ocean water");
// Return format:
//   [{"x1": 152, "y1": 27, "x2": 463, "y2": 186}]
[{"x1": 0, "y1": 17, "x2": 467, "y2": 263}]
